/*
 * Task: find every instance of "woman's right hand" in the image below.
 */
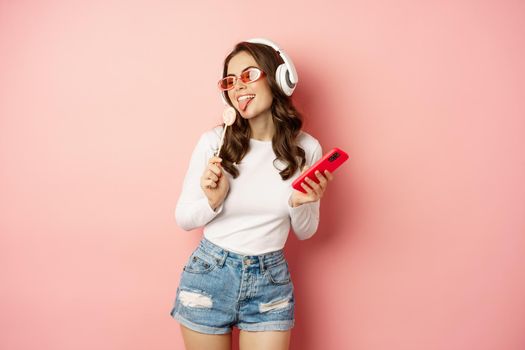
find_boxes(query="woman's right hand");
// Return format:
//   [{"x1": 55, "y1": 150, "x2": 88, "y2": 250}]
[{"x1": 200, "y1": 156, "x2": 229, "y2": 211}]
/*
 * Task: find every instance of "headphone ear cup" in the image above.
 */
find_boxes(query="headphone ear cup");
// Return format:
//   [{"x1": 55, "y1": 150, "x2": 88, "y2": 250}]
[{"x1": 275, "y1": 64, "x2": 293, "y2": 96}]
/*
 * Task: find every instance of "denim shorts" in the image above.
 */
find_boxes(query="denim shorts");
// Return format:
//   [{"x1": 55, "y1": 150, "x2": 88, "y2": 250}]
[{"x1": 170, "y1": 238, "x2": 295, "y2": 334}]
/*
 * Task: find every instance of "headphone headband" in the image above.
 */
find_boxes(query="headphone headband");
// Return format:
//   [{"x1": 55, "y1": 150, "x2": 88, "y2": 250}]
[{"x1": 245, "y1": 38, "x2": 298, "y2": 85}]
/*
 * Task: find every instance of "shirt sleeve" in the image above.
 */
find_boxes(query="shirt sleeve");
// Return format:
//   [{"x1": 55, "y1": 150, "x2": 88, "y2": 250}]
[
  {"x1": 288, "y1": 141, "x2": 323, "y2": 240},
  {"x1": 175, "y1": 131, "x2": 224, "y2": 231}
]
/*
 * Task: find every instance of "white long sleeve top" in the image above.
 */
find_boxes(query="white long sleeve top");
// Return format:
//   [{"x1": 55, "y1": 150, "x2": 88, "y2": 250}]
[{"x1": 175, "y1": 126, "x2": 323, "y2": 255}]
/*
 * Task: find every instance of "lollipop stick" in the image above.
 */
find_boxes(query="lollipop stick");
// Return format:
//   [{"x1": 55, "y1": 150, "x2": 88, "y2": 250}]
[{"x1": 215, "y1": 125, "x2": 228, "y2": 157}]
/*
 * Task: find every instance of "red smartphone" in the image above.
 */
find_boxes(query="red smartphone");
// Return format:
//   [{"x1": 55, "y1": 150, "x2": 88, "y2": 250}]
[{"x1": 292, "y1": 147, "x2": 349, "y2": 193}]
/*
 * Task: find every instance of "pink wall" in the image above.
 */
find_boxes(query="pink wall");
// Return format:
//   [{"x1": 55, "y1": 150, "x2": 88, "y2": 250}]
[{"x1": 1, "y1": 0, "x2": 524, "y2": 349}]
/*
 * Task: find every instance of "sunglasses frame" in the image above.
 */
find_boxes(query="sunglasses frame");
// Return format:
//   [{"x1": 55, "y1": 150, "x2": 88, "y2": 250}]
[{"x1": 218, "y1": 67, "x2": 266, "y2": 91}]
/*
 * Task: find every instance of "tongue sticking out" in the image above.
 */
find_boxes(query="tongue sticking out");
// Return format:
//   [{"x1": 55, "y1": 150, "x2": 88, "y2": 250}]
[{"x1": 239, "y1": 96, "x2": 254, "y2": 111}]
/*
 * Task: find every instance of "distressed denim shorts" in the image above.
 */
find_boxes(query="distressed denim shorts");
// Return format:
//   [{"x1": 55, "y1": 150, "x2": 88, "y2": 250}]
[{"x1": 170, "y1": 238, "x2": 295, "y2": 334}]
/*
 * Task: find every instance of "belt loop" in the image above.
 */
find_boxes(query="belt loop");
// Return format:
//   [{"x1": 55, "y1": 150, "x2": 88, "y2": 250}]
[
  {"x1": 259, "y1": 255, "x2": 265, "y2": 273},
  {"x1": 217, "y1": 250, "x2": 227, "y2": 268}
]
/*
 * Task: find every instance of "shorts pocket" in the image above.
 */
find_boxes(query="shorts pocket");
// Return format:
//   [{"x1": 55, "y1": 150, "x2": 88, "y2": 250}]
[
  {"x1": 183, "y1": 249, "x2": 218, "y2": 274},
  {"x1": 265, "y1": 261, "x2": 291, "y2": 285}
]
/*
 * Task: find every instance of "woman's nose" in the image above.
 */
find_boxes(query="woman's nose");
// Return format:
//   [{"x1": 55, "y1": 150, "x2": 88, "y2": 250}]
[{"x1": 233, "y1": 77, "x2": 246, "y2": 90}]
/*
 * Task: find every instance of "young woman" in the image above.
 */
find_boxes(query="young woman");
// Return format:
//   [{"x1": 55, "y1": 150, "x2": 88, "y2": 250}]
[{"x1": 170, "y1": 38, "x2": 334, "y2": 350}]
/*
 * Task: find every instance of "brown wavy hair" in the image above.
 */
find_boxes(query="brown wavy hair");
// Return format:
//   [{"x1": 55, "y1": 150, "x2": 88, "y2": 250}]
[{"x1": 218, "y1": 41, "x2": 306, "y2": 180}]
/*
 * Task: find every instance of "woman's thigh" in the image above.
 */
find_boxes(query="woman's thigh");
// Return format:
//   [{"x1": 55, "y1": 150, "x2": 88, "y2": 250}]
[
  {"x1": 239, "y1": 330, "x2": 291, "y2": 350},
  {"x1": 180, "y1": 325, "x2": 232, "y2": 350}
]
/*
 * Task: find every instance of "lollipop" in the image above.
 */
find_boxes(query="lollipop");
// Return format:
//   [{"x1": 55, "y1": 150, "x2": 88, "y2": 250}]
[{"x1": 215, "y1": 106, "x2": 236, "y2": 157}]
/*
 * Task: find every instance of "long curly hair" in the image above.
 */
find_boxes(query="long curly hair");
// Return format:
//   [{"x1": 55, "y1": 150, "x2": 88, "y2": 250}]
[{"x1": 218, "y1": 41, "x2": 306, "y2": 180}]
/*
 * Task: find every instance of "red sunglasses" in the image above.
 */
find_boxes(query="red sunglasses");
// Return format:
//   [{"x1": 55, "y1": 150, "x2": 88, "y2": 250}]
[{"x1": 218, "y1": 67, "x2": 266, "y2": 91}]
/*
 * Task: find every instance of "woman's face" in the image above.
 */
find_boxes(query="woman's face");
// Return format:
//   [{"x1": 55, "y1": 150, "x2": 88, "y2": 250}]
[{"x1": 226, "y1": 51, "x2": 273, "y2": 120}]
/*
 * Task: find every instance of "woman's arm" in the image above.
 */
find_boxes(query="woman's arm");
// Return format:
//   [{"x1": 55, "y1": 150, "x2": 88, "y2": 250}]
[
  {"x1": 175, "y1": 132, "x2": 224, "y2": 231},
  {"x1": 288, "y1": 141, "x2": 323, "y2": 239}
]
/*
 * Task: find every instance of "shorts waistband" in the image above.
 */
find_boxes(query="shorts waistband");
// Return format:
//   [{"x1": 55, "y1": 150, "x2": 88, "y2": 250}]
[{"x1": 198, "y1": 238, "x2": 286, "y2": 272}]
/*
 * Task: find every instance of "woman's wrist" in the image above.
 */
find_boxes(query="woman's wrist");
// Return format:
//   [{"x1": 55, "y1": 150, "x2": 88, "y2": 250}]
[
  {"x1": 208, "y1": 199, "x2": 220, "y2": 211},
  {"x1": 289, "y1": 197, "x2": 302, "y2": 208}
]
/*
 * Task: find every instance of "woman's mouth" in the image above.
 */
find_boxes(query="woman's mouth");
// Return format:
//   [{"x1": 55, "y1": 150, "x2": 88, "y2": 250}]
[{"x1": 237, "y1": 94, "x2": 255, "y2": 111}]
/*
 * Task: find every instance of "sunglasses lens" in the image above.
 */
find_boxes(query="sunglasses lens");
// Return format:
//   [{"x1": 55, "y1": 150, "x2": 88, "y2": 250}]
[
  {"x1": 218, "y1": 77, "x2": 234, "y2": 91},
  {"x1": 241, "y1": 68, "x2": 261, "y2": 83}
]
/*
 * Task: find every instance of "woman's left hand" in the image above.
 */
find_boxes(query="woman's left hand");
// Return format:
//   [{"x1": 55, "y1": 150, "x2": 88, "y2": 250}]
[{"x1": 289, "y1": 167, "x2": 334, "y2": 207}]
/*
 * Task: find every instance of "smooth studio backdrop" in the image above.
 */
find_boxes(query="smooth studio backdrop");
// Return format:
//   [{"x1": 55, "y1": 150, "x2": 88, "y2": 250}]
[{"x1": 1, "y1": 0, "x2": 524, "y2": 349}]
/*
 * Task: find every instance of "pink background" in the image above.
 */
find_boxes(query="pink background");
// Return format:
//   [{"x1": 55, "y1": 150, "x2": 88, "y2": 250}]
[{"x1": 1, "y1": 0, "x2": 524, "y2": 349}]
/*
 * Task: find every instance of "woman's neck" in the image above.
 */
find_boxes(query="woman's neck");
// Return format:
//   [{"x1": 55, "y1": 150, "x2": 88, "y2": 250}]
[{"x1": 248, "y1": 110, "x2": 275, "y2": 141}]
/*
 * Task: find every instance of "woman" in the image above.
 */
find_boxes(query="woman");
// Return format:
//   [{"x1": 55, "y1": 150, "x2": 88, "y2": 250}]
[{"x1": 170, "y1": 38, "x2": 333, "y2": 350}]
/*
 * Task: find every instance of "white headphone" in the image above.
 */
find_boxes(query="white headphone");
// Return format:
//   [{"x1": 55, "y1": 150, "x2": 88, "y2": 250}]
[{"x1": 220, "y1": 38, "x2": 298, "y2": 105}]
